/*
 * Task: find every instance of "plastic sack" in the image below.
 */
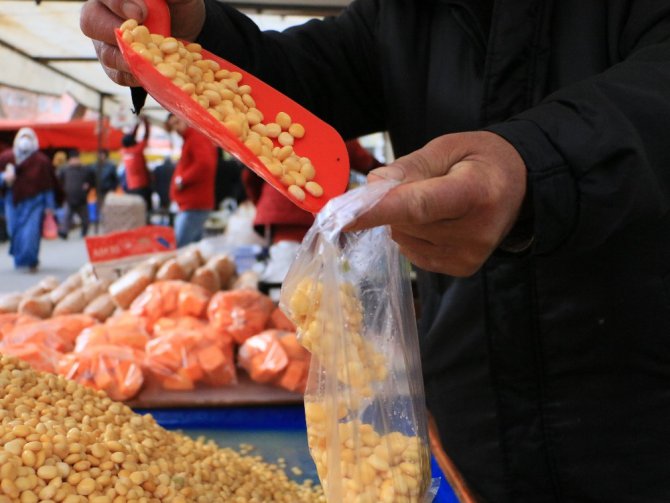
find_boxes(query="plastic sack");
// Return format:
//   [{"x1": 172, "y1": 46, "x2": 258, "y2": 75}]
[
  {"x1": 130, "y1": 280, "x2": 212, "y2": 328},
  {"x1": 280, "y1": 181, "x2": 437, "y2": 502},
  {"x1": 74, "y1": 319, "x2": 150, "y2": 353},
  {"x1": 275, "y1": 332, "x2": 311, "y2": 394},
  {"x1": 238, "y1": 330, "x2": 310, "y2": 394},
  {"x1": 56, "y1": 345, "x2": 144, "y2": 401},
  {"x1": 238, "y1": 330, "x2": 289, "y2": 384},
  {"x1": 267, "y1": 307, "x2": 296, "y2": 331},
  {"x1": 1, "y1": 342, "x2": 62, "y2": 373},
  {"x1": 207, "y1": 289, "x2": 274, "y2": 344},
  {"x1": 0, "y1": 314, "x2": 98, "y2": 353},
  {"x1": 0, "y1": 313, "x2": 37, "y2": 340},
  {"x1": 144, "y1": 325, "x2": 236, "y2": 391},
  {"x1": 42, "y1": 212, "x2": 58, "y2": 240}
]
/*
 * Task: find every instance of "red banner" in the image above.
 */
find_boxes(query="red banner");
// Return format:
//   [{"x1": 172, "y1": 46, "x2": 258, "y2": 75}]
[
  {"x1": 85, "y1": 226, "x2": 176, "y2": 264},
  {"x1": 0, "y1": 118, "x2": 124, "y2": 151}
]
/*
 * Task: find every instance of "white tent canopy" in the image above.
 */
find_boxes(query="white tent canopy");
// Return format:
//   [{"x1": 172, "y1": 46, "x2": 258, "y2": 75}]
[{"x1": 0, "y1": 0, "x2": 349, "y2": 124}]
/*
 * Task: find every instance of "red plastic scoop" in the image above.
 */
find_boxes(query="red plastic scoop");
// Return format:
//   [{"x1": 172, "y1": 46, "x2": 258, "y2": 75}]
[{"x1": 115, "y1": 0, "x2": 350, "y2": 214}]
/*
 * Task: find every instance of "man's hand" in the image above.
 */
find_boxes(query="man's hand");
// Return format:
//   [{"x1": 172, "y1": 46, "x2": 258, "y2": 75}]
[
  {"x1": 348, "y1": 131, "x2": 528, "y2": 276},
  {"x1": 80, "y1": 0, "x2": 206, "y2": 86}
]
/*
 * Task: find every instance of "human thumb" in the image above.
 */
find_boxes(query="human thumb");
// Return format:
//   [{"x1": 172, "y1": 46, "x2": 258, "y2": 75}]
[{"x1": 367, "y1": 165, "x2": 406, "y2": 183}]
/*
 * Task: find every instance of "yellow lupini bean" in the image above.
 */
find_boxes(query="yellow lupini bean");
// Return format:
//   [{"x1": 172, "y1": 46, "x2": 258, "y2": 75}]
[
  {"x1": 289, "y1": 123, "x2": 306, "y2": 139},
  {"x1": 280, "y1": 174, "x2": 296, "y2": 187},
  {"x1": 120, "y1": 20, "x2": 323, "y2": 201},
  {"x1": 301, "y1": 163, "x2": 316, "y2": 181},
  {"x1": 288, "y1": 184, "x2": 306, "y2": 201},
  {"x1": 119, "y1": 19, "x2": 138, "y2": 32},
  {"x1": 278, "y1": 131, "x2": 294, "y2": 147},
  {"x1": 159, "y1": 37, "x2": 179, "y2": 54},
  {"x1": 305, "y1": 181, "x2": 324, "y2": 198},
  {"x1": 276, "y1": 111, "x2": 292, "y2": 129},
  {"x1": 265, "y1": 122, "x2": 282, "y2": 138}
]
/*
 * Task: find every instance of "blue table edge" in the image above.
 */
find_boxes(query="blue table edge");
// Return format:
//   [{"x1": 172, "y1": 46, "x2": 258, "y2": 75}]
[{"x1": 134, "y1": 405, "x2": 459, "y2": 502}]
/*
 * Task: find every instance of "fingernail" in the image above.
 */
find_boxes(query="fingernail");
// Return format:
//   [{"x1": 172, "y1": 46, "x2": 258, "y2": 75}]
[
  {"x1": 122, "y1": 1, "x2": 143, "y2": 20},
  {"x1": 369, "y1": 165, "x2": 405, "y2": 181}
]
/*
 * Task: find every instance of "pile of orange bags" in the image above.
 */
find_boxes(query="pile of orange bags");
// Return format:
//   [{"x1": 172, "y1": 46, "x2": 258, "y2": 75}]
[{"x1": 0, "y1": 274, "x2": 310, "y2": 399}]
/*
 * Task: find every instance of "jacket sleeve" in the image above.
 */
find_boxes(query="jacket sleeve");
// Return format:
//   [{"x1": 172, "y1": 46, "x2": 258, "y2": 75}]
[
  {"x1": 487, "y1": 4, "x2": 670, "y2": 255},
  {"x1": 196, "y1": 0, "x2": 384, "y2": 140}
]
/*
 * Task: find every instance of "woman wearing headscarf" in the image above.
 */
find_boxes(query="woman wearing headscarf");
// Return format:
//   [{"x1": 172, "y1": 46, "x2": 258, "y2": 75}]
[{"x1": 0, "y1": 128, "x2": 62, "y2": 271}]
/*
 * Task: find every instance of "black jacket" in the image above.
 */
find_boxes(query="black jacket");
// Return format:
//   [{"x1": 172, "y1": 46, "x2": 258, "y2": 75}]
[{"x1": 198, "y1": 1, "x2": 670, "y2": 501}]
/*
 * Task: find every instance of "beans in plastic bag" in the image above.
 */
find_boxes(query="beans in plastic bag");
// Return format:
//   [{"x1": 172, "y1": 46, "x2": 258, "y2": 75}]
[{"x1": 280, "y1": 180, "x2": 438, "y2": 503}]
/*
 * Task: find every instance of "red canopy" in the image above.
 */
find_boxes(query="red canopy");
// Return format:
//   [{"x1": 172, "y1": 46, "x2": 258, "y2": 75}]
[{"x1": 0, "y1": 119, "x2": 123, "y2": 151}]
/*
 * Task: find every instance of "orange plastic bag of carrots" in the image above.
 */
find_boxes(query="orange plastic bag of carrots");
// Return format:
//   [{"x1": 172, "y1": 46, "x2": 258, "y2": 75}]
[
  {"x1": 267, "y1": 307, "x2": 296, "y2": 331},
  {"x1": 74, "y1": 320, "x2": 150, "y2": 353},
  {"x1": 238, "y1": 330, "x2": 310, "y2": 393},
  {"x1": 151, "y1": 315, "x2": 232, "y2": 347},
  {"x1": 1, "y1": 342, "x2": 62, "y2": 373},
  {"x1": 0, "y1": 313, "x2": 38, "y2": 341},
  {"x1": 207, "y1": 290, "x2": 274, "y2": 344},
  {"x1": 56, "y1": 345, "x2": 144, "y2": 401},
  {"x1": 275, "y1": 332, "x2": 310, "y2": 393},
  {"x1": 0, "y1": 314, "x2": 97, "y2": 352},
  {"x1": 238, "y1": 330, "x2": 289, "y2": 384},
  {"x1": 144, "y1": 328, "x2": 236, "y2": 391},
  {"x1": 130, "y1": 280, "x2": 212, "y2": 328}
]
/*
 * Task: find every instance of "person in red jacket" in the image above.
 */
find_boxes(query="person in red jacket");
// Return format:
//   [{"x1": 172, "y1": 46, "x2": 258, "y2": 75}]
[
  {"x1": 120, "y1": 115, "x2": 152, "y2": 214},
  {"x1": 166, "y1": 114, "x2": 218, "y2": 247}
]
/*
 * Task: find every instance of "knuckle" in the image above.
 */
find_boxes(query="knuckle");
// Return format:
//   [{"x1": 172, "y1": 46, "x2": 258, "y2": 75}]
[{"x1": 405, "y1": 189, "x2": 432, "y2": 225}]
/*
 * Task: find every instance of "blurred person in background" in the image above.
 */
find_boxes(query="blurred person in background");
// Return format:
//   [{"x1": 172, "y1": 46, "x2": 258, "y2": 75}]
[
  {"x1": 0, "y1": 194, "x2": 5, "y2": 243},
  {"x1": 58, "y1": 149, "x2": 95, "y2": 239},
  {"x1": 52, "y1": 150, "x2": 67, "y2": 173},
  {"x1": 152, "y1": 154, "x2": 175, "y2": 223},
  {"x1": 95, "y1": 148, "x2": 119, "y2": 204},
  {"x1": 121, "y1": 115, "x2": 152, "y2": 214},
  {"x1": 0, "y1": 128, "x2": 61, "y2": 271},
  {"x1": 166, "y1": 113, "x2": 218, "y2": 247}
]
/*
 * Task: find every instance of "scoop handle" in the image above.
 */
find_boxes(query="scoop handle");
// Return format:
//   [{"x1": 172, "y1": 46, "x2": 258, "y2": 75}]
[
  {"x1": 128, "y1": 0, "x2": 170, "y2": 115},
  {"x1": 144, "y1": 0, "x2": 171, "y2": 36}
]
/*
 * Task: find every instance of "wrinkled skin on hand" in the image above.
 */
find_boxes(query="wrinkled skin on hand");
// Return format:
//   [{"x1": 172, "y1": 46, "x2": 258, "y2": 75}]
[
  {"x1": 80, "y1": 0, "x2": 205, "y2": 86},
  {"x1": 348, "y1": 131, "x2": 528, "y2": 276}
]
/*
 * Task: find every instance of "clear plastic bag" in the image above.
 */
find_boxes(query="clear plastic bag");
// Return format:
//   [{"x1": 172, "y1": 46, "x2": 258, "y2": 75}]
[{"x1": 280, "y1": 180, "x2": 438, "y2": 503}]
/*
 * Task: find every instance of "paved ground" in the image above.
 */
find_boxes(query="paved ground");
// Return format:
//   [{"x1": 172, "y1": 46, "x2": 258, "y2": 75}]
[{"x1": 0, "y1": 236, "x2": 89, "y2": 293}]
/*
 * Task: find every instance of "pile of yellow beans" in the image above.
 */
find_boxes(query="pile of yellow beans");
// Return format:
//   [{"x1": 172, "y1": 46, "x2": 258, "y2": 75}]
[
  {"x1": 120, "y1": 19, "x2": 324, "y2": 203},
  {"x1": 287, "y1": 278, "x2": 431, "y2": 503},
  {"x1": 0, "y1": 355, "x2": 324, "y2": 502}
]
